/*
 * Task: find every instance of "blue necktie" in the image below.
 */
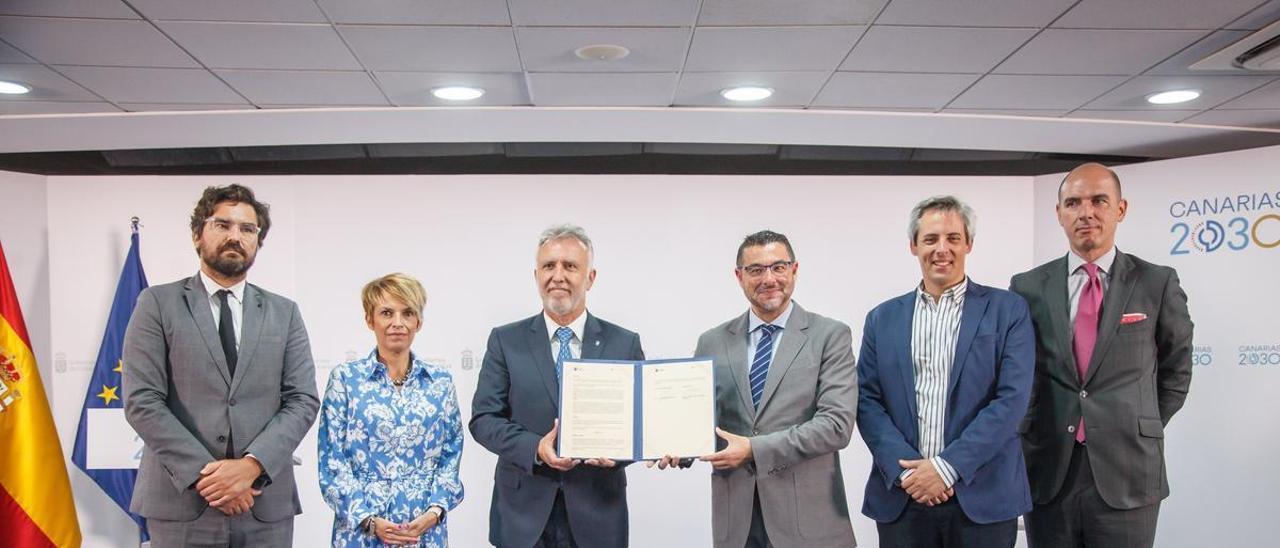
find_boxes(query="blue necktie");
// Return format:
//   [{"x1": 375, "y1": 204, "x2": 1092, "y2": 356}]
[
  {"x1": 555, "y1": 326, "x2": 574, "y2": 380},
  {"x1": 749, "y1": 324, "x2": 781, "y2": 410}
]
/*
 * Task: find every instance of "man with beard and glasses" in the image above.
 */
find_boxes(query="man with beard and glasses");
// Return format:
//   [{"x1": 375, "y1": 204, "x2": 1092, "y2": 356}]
[
  {"x1": 470, "y1": 224, "x2": 645, "y2": 548},
  {"x1": 654, "y1": 230, "x2": 857, "y2": 548},
  {"x1": 123, "y1": 184, "x2": 319, "y2": 548}
]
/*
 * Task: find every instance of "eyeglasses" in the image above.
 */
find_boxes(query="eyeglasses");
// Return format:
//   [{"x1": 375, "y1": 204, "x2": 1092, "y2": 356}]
[
  {"x1": 204, "y1": 217, "x2": 261, "y2": 237},
  {"x1": 738, "y1": 260, "x2": 794, "y2": 278}
]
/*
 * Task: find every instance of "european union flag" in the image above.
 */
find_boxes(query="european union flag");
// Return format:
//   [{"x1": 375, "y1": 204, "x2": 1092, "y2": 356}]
[{"x1": 72, "y1": 224, "x2": 149, "y2": 542}]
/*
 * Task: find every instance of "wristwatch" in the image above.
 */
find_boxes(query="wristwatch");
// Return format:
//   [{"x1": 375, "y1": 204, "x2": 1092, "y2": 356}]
[
  {"x1": 427, "y1": 505, "x2": 446, "y2": 522},
  {"x1": 361, "y1": 515, "x2": 378, "y2": 537}
]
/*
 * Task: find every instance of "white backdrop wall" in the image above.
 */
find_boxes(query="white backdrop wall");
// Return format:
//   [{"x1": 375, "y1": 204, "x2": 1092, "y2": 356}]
[{"x1": 43, "y1": 174, "x2": 1033, "y2": 547}]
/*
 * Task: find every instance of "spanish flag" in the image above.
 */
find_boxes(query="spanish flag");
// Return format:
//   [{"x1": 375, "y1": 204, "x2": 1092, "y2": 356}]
[{"x1": 0, "y1": 240, "x2": 82, "y2": 547}]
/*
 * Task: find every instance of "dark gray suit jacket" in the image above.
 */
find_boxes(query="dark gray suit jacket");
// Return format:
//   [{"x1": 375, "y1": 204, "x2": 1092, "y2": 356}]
[
  {"x1": 1011, "y1": 251, "x2": 1193, "y2": 509},
  {"x1": 123, "y1": 274, "x2": 319, "y2": 522},
  {"x1": 469, "y1": 312, "x2": 644, "y2": 548}
]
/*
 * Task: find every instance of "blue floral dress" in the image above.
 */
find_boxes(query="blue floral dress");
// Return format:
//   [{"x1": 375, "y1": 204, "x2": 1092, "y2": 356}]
[{"x1": 319, "y1": 351, "x2": 464, "y2": 547}]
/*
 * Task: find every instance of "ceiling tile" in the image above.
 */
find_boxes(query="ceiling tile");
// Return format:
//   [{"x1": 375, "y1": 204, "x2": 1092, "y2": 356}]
[
  {"x1": 1217, "y1": 79, "x2": 1280, "y2": 109},
  {"x1": 995, "y1": 29, "x2": 1206, "y2": 75},
  {"x1": 941, "y1": 108, "x2": 1067, "y2": 116},
  {"x1": 686, "y1": 26, "x2": 863, "y2": 71},
  {"x1": 1225, "y1": 0, "x2": 1280, "y2": 30},
  {"x1": 518, "y1": 27, "x2": 690, "y2": 72},
  {"x1": 56, "y1": 66, "x2": 248, "y2": 104},
  {"x1": 1181, "y1": 109, "x2": 1280, "y2": 128},
  {"x1": 119, "y1": 103, "x2": 258, "y2": 112},
  {"x1": 697, "y1": 0, "x2": 886, "y2": 26},
  {"x1": 673, "y1": 71, "x2": 828, "y2": 106},
  {"x1": 509, "y1": 0, "x2": 699, "y2": 27},
  {"x1": 0, "y1": 0, "x2": 138, "y2": 19},
  {"x1": 1066, "y1": 109, "x2": 1199, "y2": 122},
  {"x1": 841, "y1": 26, "x2": 1035, "y2": 73},
  {"x1": 1084, "y1": 75, "x2": 1275, "y2": 110},
  {"x1": 0, "y1": 101, "x2": 120, "y2": 114},
  {"x1": 317, "y1": 0, "x2": 510, "y2": 25},
  {"x1": 0, "y1": 64, "x2": 100, "y2": 101},
  {"x1": 812, "y1": 72, "x2": 980, "y2": 108},
  {"x1": 950, "y1": 74, "x2": 1126, "y2": 109},
  {"x1": 130, "y1": 0, "x2": 326, "y2": 23},
  {"x1": 217, "y1": 70, "x2": 388, "y2": 105},
  {"x1": 0, "y1": 17, "x2": 196, "y2": 67},
  {"x1": 158, "y1": 22, "x2": 361, "y2": 70},
  {"x1": 527, "y1": 72, "x2": 678, "y2": 106},
  {"x1": 0, "y1": 40, "x2": 34, "y2": 63},
  {"x1": 1053, "y1": 0, "x2": 1263, "y2": 30},
  {"x1": 340, "y1": 25, "x2": 520, "y2": 71},
  {"x1": 877, "y1": 0, "x2": 1074, "y2": 27},
  {"x1": 374, "y1": 71, "x2": 529, "y2": 106},
  {"x1": 1145, "y1": 30, "x2": 1253, "y2": 75}
]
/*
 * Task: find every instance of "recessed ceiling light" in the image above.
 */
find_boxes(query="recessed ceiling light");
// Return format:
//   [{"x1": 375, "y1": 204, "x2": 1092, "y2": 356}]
[
  {"x1": 0, "y1": 80, "x2": 32, "y2": 95},
  {"x1": 720, "y1": 86, "x2": 773, "y2": 102},
  {"x1": 1146, "y1": 89, "x2": 1200, "y2": 105},
  {"x1": 575, "y1": 44, "x2": 630, "y2": 61},
  {"x1": 431, "y1": 86, "x2": 485, "y2": 101}
]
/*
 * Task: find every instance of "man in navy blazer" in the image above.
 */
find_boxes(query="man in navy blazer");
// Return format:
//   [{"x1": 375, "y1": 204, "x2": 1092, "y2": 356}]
[
  {"x1": 470, "y1": 224, "x2": 644, "y2": 548},
  {"x1": 857, "y1": 196, "x2": 1034, "y2": 547}
]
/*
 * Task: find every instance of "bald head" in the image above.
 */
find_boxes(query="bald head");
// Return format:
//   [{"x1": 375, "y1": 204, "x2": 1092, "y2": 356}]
[
  {"x1": 1055, "y1": 161, "x2": 1128, "y2": 262},
  {"x1": 1058, "y1": 162, "x2": 1121, "y2": 201}
]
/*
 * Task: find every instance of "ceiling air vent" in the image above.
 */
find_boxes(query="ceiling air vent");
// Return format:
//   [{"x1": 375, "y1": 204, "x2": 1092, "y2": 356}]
[{"x1": 1191, "y1": 19, "x2": 1280, "y2": 72}]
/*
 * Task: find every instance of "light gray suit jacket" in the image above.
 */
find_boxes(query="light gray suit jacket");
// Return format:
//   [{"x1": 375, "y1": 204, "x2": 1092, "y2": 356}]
[
  {"x1": 123, "y1": 273, "x2": 319, "y2": 522},
  {"x1": 694, "y1": 302, "x2": 858, "y2": 548}
]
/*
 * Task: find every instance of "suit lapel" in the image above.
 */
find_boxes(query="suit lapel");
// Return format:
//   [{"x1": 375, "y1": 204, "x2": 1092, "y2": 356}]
[
  {"x1": 229, "y1": 284, "x2": 264, "y2": 396},
  {"x1": 724, "y1": 312, "x2": 755, "y2": 415},
  {"x1": 894, "y1": 294, "x2": 919, "y2": 423},
  {"x1": 756, "y1": 303, "x2": 808, "y2": 418},
  {"x1": 1084, "y1": 251, "x2": 1136, "y2": 387},
  {"x1": 580, "y1": 313, "x2": 604, "y2": 360},
  {"x1": 523, "y1": 314, "x2": 561, "y2": 407},
  {"x1": 1043, "y1": 256, "x2": 1079, "y2": 386},
  {"x1": 947, "y1": 283, "x2": 989, "y2": 402},
  {"x1": 183, "y1": 274, "x2": 231, "y2": 388}
]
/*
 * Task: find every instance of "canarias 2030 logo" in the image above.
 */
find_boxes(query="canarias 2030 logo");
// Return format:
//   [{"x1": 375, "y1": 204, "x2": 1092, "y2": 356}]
[{"x1": 1169, "y1": 192, "x2": 1280, "y2": 255}]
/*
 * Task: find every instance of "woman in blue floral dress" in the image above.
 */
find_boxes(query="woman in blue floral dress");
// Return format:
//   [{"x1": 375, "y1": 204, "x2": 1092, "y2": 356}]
[{"x1": 319, "y1": 273, "x2": 464, "y2": 547}]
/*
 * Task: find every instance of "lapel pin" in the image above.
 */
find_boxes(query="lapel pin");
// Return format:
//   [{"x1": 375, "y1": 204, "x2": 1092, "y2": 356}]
[{"x1": 594, "y1": 340, "x2": 600, "y2": 346}]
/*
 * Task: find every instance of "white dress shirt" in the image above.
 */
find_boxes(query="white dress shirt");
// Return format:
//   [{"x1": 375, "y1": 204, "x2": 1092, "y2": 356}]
[
  {"x1": 747, "y1": 301, "x2": 794, "y2": 366},
  {"x1": 1067, "y1": 246, "x2": 1116, "y2": 324},
  {"x1": 199, "y1": 270, "x2": 245, "y2": 349}
]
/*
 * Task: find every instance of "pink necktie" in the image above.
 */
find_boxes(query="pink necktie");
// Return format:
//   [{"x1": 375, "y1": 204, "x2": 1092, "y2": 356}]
[{"x1": 1072, "y1": 263, "x2": 1102, "y2": 443}]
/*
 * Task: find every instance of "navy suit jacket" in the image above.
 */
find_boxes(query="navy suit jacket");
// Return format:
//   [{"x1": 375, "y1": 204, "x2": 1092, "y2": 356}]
[
  {"x1": 857, "y1": 281, "x2": 1034, "y2": 524},
  {"x1": 469, "y1": 312, "x2": 644, "y2": 548}
]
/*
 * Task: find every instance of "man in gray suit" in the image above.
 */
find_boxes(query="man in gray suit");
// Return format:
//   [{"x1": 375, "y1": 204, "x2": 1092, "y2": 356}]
[
  {"x1": 687, "y1": 230, "x2": 858, "y2": 548},
  {"x1": 124, "y1": 184, "x2": 319, "y2": 548},
  {"x1": 1011, "y1": 163, "x2": 1193, "y2": 548}
]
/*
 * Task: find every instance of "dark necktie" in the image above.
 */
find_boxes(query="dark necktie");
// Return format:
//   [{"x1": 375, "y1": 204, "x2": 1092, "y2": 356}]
[{"x1": 216, "y1": 289, "x2": 238, "y2": 379}]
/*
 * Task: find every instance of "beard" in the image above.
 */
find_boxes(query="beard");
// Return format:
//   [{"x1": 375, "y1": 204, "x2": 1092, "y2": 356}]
[{"x1": 202, "y1": 243, "x2": 255, "y2": 278}]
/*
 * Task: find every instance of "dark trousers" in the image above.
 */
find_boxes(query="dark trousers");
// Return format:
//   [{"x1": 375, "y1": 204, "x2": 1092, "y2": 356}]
[
  {"x1": 535, "y1": 489, "x2": 578, "y2": 548},
  {"x1": 745, "y1": 487, "x2": 771, "y2": 548},
  {"x1": 1025, "y1": 444, "x2": 1160, "y2": 548},
  {"x1": 876, "y1": 497, "x2": 1016, "y2": 548}
]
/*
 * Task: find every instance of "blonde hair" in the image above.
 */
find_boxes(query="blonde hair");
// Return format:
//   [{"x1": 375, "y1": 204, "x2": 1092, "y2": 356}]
[{"x1": 361, "y1": 273, "x2": 427, "y2": 319}]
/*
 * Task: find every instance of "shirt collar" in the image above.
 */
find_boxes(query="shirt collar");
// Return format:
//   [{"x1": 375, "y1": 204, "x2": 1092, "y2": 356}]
[
  {"x1": 916, "y1": 277, "x2": 969, "y2": 305},
  {"x1": 1067, "y1": 246, "x2": 1117, "y2": 276},
  {"x1": 364, "y1": 349, "x2": 432, "y2": 381},
  {"x1": 544, "y1": 310, "x2": 589, "y2": 342},
  {"x1": 199, "y1": 270, "x2": 247, "y2": 302},
  {"x1": 749, "y1": 300, "x2": 794, "y2": 333}
]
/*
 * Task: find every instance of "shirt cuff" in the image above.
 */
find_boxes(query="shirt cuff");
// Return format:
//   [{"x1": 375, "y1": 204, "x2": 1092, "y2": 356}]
[
  {"x1": 931, "y1": 456, "x2": 958, "y2": 489},
  {"x1": 897, "y1": 468, "x2": 914, "y2": 485}
]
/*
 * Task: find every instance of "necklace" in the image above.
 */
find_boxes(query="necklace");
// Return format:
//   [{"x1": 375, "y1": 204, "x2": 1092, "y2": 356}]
[{"x1": 390, "y1": 365, "x2": 411, "y2": 387}]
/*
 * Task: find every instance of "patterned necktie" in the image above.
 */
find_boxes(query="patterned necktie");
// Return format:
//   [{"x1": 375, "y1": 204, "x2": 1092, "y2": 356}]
[
  {"x1": 749, "y1": 324, "x2": 781, "y2": 410},
  {"x1": 216, "y1": 289, "x2": 238, "y2": 378},
  {"x1": 1072, "y1": 263, "x2": 1102, "y2": 443},
  {"x1": 555, "y1": 326, "x2": 574, "y2": 380}
]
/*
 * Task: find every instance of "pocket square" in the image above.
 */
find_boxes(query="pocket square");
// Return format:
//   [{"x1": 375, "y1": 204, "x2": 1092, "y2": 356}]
[{"x1": 1120, "y1": 313, "x2": 1148, "y2": 325}]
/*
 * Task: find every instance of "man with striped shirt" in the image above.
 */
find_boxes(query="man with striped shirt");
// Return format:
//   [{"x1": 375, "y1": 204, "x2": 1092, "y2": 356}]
[{"x1": 857, "y1": 196, "x2": 1035, "y2": 547}]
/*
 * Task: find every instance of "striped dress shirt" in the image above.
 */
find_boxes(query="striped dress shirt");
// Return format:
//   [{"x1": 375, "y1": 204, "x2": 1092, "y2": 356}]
[{"x1": 901, "y1": 279, "x2": 967, "y2": 489}]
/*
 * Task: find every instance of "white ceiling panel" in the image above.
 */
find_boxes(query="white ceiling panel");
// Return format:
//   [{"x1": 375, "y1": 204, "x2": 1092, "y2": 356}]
[
  {"x1": 1067, "y1": 109, "x2": 1199, "y2": 122},
  {"x1": 217, "y1": 70, "x2": 388, "y2": 105},
  {"x1": 509, "y1": 0, "x2": 699, "y2": 27},
  {"x1": 841, "y1": 26, "x2": 1035, "y2": 73},
  {"x1": 158, "y1": 22, "x2": 361, "y2": 70},
  {"x1": 119, "y1": 103, "x2": 258, "y2": 112},
  {"x1": 950, "y1": 74, "x2": 1127, "y2": 109},
  {"x1": 697, "y1": 0, "x2": 886, "y2": 26},
  {"x1": 56, "y1": 66, "x2": 247, "y2": 104},
  {"x1": 374, "y1": 71, "x2": 528, "y2": 106},
  {"x1": 1145, "y1": 30, "x2": 1253, "y2": 75},
  {"x1": 316, "y1": 0, "x2": 510, "y2": 25},
  {"x1": 995, "y1": 29, "x2": 1206, "y2": 75},
  {"x1": 1084, "y1": 75, "x2": 1275, "y2": 110},
  {"x1": 876, "y1": 0, "x2": 1075, "y2": 27},
  {"x1": 1181, "y1": 109, "x2": 1280, "y2": 128},
  {"x1": 941, "y1": 108, "x2": 1067, "y2": 116},
  {"x1": 0, "y1": 64, "x2": 100, "y2": 101},
  {"x1": 518, "y1": 27, "x2": 690, "y2": 72},
  {"x1": 0, "y1": 40, "x2": 34, "y2": 63},
  {"x1": 813, "y1": 72, "x2": 980, "y2": 108},
  {"x1": 1225, "y1": 0, "x2": 1280, "y2": 30},
  {"x1": 0, "y1": 17, "x2": 196, "y2": 67},
  {"x1": 0, "y1": 101, "x2": 120, "y2": 114},
  {"x1": 0, "y1": 0, "x2": 138, "y2": 19},
  {"x1": 1218, "y1": 79, "x2": 1280, "y2": 109},
  {"x1": 674, "y1": 71, "x2": 828, "y2": 106},
  {"x1": 686, "y1": 26, "x2": 863, "y2": 71},
  {"x1": 527, "y1": 72, "x2": 678, "y2": 105},
  {"x1": 1053, "y1": 0, "x2": 1263, "y2": 30},
  {"x1": 130, "y1": 0, "x2": 326, "y2": 23},
  {"x1": 340, "y1": 26, "x2": 520, "y2": 72}
]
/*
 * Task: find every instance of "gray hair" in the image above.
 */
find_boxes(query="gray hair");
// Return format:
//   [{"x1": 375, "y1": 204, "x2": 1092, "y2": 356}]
[
  {"x1": 908, "y1": 195, "x2": 976, "y2": 243},
  {"x1": 538, "y1": 223, "x2": 594, "y2": 260}
]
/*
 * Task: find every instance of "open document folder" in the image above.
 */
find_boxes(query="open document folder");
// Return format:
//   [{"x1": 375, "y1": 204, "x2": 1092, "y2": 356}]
[{"x1": 557, "y1": 358, "x2": 716, "y2": 461}]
